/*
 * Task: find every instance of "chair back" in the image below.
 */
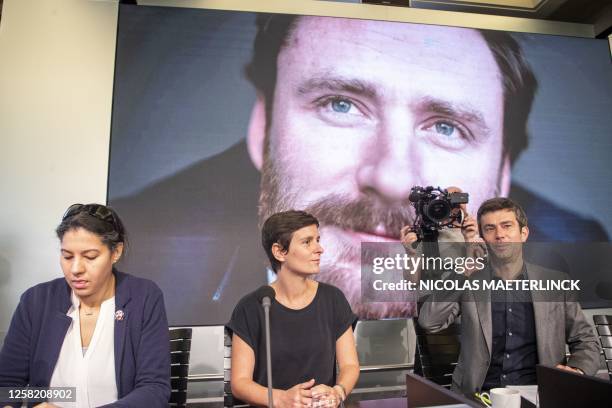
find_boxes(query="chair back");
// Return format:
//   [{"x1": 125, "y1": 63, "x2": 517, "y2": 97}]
[
  {"x1": 224, "y1": 327, "x2": 249, "y2": 408},
  {"x1": 169, "y1": 328, "x2": 192, "y2": 407},
  {"x1": 593, "y1": 315, "x2": 612, "y2": 381},
  {"x1": 413, "y1": 319, "x2": 461, "y2": 389}
]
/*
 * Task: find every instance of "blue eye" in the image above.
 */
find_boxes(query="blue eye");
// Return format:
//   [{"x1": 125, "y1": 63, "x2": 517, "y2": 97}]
[
  {"x1": 419, "y1": 118, "x2": 473, "y2": 151},
  {"x1": 331, "y1": 99, "x2": 352, "y2": 113},
  {"x1": 314, "y1": 96, "x2": 371, "y2": 127},
  {"x1": 435, "y1": 122, "x2": 456, "y2": 137}
]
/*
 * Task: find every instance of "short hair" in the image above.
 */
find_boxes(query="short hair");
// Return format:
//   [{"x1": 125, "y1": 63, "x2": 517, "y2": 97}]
[
  {"x1": 261, "y1": 210, "x2": 319, "y2": 273},
  {"x1": 477, "y1": 197, "x2": 528, "y2": 236},
  {"x1": 56, "y1": 203, "x2": 128, "y2": 252},
  {"x1": 245, "y1": 14, "x2": 538, "y2": 164}
]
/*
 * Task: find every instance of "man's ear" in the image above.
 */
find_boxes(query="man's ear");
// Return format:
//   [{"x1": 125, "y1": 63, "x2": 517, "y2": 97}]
[
  {"x1": 271, "y1": 242, "x2": 287, "y2": 264},
  {"x1": 521, "y1": 225, "x2": 529, "y2": 242},
  {"x1": 247, "y1": 94, "x2": 267, "y2": 171},
  {"x1": 498, "y1": 154, "x2": 511, "y2": 197}
]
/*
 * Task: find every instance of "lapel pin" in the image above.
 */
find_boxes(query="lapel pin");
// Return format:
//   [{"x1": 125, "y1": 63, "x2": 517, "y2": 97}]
[{"x1": 115, "y1": 310, "x2": 125, "y2": 321}]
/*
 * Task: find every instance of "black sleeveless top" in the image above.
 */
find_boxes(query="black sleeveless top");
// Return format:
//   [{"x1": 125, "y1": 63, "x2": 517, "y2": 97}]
[{"x1": 226, "y1": 282, "x2": 357, "y2": 390}]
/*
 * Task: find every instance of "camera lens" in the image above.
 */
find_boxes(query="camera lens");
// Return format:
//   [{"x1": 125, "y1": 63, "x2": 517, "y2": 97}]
[{"x1": 425, "y1": 199, "x2": 451, "y2": 222}]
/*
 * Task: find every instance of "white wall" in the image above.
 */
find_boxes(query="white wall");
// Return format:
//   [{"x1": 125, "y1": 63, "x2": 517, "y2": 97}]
[{"x1": 0, "y1": 0, "x2": 118, "y2": 335}]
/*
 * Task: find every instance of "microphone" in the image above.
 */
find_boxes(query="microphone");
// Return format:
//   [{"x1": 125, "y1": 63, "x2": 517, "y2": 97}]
[
  {"x1": 255, "y1": 285, "x2": 276, "y2": 407},
  {"x1": 595, "y1": 281, "x2": 612, "y2": 301},
  {"x1": 256, "y1": 285, "x2": 276, "y2": 307}
]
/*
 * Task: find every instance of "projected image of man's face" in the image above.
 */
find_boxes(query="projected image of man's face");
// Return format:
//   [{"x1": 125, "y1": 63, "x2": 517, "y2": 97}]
[{"x1": 251, "y1": 17, "x2": 510, "y2": 318}]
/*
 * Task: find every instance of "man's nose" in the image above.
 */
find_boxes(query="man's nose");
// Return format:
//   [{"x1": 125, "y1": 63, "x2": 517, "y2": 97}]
[
  {"x1": 495, "y1": 227, "x2": 505, "y2": 240},
  {"x1": 356, "y1": 112, "x2": 417, "y2": 202}
]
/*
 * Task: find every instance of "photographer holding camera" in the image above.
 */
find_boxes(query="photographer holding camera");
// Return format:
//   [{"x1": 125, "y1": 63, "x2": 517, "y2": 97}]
[
  {"x1": 401, "y1": 186, "x2": 485, "y2": 279},
  {"x1": 412, "y1": 196, "x2": 599, "y2": 397}
]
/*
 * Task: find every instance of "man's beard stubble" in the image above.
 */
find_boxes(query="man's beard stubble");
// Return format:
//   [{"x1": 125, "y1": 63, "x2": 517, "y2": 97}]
[{"x1": 258, "y1": 157, "x2": 417, "y2": 319}]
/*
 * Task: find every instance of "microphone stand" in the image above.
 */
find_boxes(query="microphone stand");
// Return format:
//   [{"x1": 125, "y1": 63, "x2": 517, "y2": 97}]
[{"x1": 262, "y1": 296, "x2": 274, "y2": 408}]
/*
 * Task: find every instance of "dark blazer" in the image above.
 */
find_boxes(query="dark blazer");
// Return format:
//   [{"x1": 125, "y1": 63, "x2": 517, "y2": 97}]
[{"x1": 0, "y1": 271, "x2": 171, "y2": 408}]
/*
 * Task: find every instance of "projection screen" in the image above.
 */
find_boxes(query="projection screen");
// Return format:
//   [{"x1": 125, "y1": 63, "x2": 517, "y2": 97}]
[{"x1": 108, "y1": 5, "x2": 612, "y2": 325}]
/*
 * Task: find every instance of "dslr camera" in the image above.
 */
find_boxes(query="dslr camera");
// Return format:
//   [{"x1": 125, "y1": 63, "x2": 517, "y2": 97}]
[{"x1": 409, "y1": 186, "x2": 469, "y2": 241}]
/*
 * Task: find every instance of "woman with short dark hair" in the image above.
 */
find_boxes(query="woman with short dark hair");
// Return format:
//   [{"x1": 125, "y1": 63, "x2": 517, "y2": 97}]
[
  {"x1": 227, "y1": 210, "x2": 360, "y2": 408},
  {"x1": 0, "y1": 204, "x2": 170, "y2": 408}
]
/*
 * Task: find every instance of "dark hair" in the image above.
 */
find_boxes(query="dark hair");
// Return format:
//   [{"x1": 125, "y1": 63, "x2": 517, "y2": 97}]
[
  {"x1": 477, "y1": 197, "x2": 528, "y2": 236},
  {"x1": 261, "y1": 210, "x2": 319, "y2": 273},
  {"x1": 245, "y1": 15, "x2": 538, "y2": 164},
  {"x1": 56, "y1": 203, "x2": 128, "y2": 252}
]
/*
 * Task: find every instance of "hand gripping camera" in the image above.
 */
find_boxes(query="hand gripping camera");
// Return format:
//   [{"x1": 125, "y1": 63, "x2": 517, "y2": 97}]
[{"x1": 409, "y1": 186, "x2": 469, "y2": 242}]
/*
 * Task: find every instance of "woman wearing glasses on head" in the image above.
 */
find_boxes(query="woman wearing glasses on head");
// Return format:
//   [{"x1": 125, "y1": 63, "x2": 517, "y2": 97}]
[{"x1": 0, "y1": 204, "x2": 170, "y2": 408}]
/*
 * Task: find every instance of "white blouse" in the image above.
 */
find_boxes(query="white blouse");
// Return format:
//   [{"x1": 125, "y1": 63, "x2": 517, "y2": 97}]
[{"x1": 49, "y1": 291, "x2": 118, "y2": 408}]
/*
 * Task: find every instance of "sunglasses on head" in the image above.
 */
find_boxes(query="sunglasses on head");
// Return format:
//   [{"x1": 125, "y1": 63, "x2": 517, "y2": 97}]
[{"x1": 62, "y1": 203, "x2": 115, "y2": 225}]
